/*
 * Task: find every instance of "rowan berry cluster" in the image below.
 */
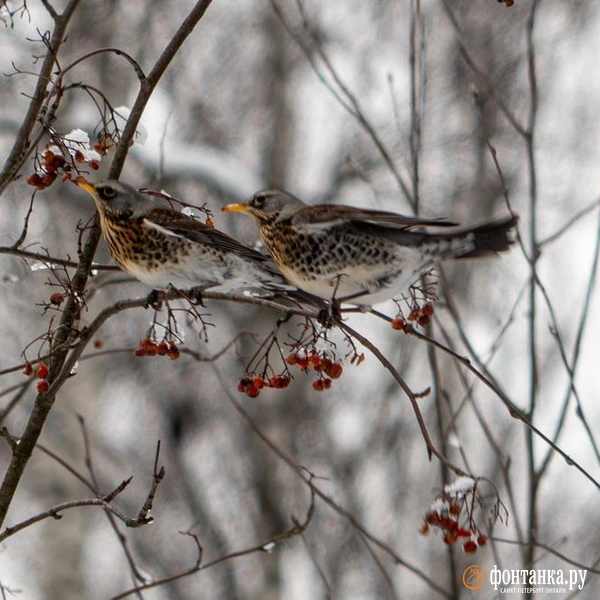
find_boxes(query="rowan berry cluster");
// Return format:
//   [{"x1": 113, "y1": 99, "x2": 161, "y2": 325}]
[
  {"x1": 23, "y1": 361, "x2": 50, "y2": 393},
  {"x1": 391, "y1": 302, "x2": 433, "y2": 331},
  {"x1": 27, "y1": 129, "x2": 108, "y2": 190},
  {"x1": 237, "y1": 373, "x2": 291, "y2": 398},
  {"x1": 134, "y1": 338, "x2": 180, "y2": 360},
  {"x1": 285, "y1": 348, "x2": 344, "y2": 392},
  {"x1": 420, "y1": 477, "x2": 488, "y2": 554}
]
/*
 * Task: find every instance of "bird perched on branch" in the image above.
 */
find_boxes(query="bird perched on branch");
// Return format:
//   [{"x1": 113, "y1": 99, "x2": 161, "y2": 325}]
[
  {"x1": 75, "y1": 179, "x2": 298, "y2": 297},
  {"x1": 223, "y1": 189, "x2": 518, "y2": 307}
]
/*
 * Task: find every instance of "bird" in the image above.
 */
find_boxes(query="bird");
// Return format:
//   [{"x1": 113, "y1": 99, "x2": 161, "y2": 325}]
[
  {"x1": 222, "y1": 189, "x2": 518, "y2": 307},
  {"x1": 75, "y1": 179, "x2": 299, "y2": 296}
]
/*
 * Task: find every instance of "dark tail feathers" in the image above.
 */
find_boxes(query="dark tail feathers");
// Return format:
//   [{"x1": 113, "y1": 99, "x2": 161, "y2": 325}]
[{"x1": 439, "y1": 214, "x2": 519, "y2": 259}]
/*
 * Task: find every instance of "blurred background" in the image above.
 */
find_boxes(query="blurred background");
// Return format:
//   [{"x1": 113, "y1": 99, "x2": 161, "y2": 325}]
[{"x1": 0, "y1": 0, "x2": 599, "y2": 598}]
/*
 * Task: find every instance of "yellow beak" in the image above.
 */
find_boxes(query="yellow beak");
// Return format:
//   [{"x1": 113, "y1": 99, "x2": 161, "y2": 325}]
[
  {"x1": 75, "y1": 177, "x2": 97, "y2": 197},
  {"x1": 221, "y1": 203, "x2": 250, "y2": 214}
]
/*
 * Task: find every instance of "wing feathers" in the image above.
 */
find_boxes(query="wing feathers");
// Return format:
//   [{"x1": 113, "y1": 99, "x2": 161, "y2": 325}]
[
  {"x1": 290, "y1": 204, "x2": 456, "y2": 230},
  {"x1": 145, "y1": 208, "x2": 270, "y2": 262}
]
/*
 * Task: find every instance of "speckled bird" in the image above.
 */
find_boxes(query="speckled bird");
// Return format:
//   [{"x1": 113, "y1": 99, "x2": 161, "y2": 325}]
[
  {"x1": 223, "y1": 189, "x2": 518, "y2": 306},
  {"x1": 76, "y1": 179, "x2": 295, "y2": 294}
]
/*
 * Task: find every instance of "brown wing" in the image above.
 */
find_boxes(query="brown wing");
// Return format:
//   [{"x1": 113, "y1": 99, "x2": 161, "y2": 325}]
[
  {"x1": 290, "y1": 204, "x2": 457, "y2": 229},
  {"x1": 146, "y1": 208, "x2": 271, "y2": 262}
]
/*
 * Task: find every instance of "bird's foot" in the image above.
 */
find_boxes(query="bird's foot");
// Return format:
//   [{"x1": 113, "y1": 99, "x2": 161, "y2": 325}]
[
  {"x1": 188, "y1": 286, "x2": 206, "y2": 306},
  {"x1": 145, "y1": 289, "x2": 166, "y2": 310},
  {"x1": 317, "y1": 300, "x2": 342, "y2": 328}
]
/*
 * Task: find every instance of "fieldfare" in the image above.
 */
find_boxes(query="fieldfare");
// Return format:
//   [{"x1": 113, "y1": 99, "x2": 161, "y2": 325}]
[
  {"x1": 76, "y1": 180, "x2": 296, "y2": 295},
  {"x1": 223, "y1": 190, "x2": 518, "y2": 306}
]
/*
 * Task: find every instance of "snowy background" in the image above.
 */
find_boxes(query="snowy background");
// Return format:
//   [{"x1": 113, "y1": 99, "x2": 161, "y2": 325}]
[{"x1": 0, "y1": 1, "x2": 599, "y2": 598}]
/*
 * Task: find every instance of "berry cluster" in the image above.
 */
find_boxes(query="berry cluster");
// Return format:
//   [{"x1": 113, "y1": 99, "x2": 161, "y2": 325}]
[
  {"x1": 134, "y1": 338, "x2": 180, "y2": 360},
  {"x1": 237, "y1": 373, "x2": 291, "y2": 398},
  {"x1": 92, "y1": 132, "x2": 117, "y2": 157},
  {"x1": 286, "y1": 349, "x2": 343, "y2": 392},
  {"x1": 421, "y1": 503, "x2": 487, "y2": 554},
  {"x1": 27, "y1": 129, "x2": 106, "y2": 191},
  {"x1": 23, "y1": 361, "x2": 50, "y2": 393},
  {"x1": 391, "y1": 302, "x2": 433, "y2": 331},
  {"x1": 420, "y1": 477, "x2": 488, "y2": 554}
]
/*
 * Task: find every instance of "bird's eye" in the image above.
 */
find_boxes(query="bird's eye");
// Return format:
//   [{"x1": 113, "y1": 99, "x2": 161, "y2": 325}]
[
  {"x1": 99, "y1": 185, "x2": 117, "y2": 201},
  {"x1": 252, "y1": 195, "x2": 266, "y2": 209}
]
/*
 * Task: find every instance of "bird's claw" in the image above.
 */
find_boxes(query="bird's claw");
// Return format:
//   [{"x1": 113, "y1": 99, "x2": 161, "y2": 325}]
[
  {"x1": 145, "y1": 289, "x2": 165, "y2": 310},
  {"x1": 317, "y1": 300, "x2": 342, "y2": 328},
  {"x1": 189, "y1": 286, "x2": 206, "y2": 306}
]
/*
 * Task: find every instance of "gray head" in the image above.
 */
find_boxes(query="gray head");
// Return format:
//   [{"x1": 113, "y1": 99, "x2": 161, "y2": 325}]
[
  {"x1": 76, "y1": 179, "x2": 153, "y2": 219},
  {"x1": 222, "y1": 189, "x2": 307, "y2": 225}
]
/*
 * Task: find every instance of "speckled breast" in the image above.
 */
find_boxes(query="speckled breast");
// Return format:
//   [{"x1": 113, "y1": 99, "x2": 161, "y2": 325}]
[
  {"x1": 260, "y1": 223, "x2": 395, "y2": 281},
  {"x1": 100, "y1": 215, "x2": 191, "y2": 272}
]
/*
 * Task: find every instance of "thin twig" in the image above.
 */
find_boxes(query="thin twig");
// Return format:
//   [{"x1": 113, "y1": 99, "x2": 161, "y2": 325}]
[
  {"x1": 212, "y1": 367, "x2": 453, "y2": 598},
  {"x1": 0, "y1": 0, "x2": 81, "y2": 193},
  {"x1": 111, "y1": 493, "x2": 316, "y2": 599}
]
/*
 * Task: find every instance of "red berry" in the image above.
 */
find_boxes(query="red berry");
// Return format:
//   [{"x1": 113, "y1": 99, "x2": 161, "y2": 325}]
[
  {"x1": 36, "y1": 363, "x2": 49, "y2": 379},
  {"x1": 440, "y1": 517, "x2": 458, "y2": 532},
  {"x1": 315, "y1": 357, "x2": 331, "y2": 373},
  {"x1": 322, "y1": 378, "x2": 332, "y2": 389},
  {"x1": 391, "y1": 318, "x2": 405, "y2": 330},
  {"x1": 37, "y1": 380, "x2": 49, "y2": 393},
  {"x1": 252, "y1": 376, "x2": 265, "y2": 389},
  {"x1": 463, "y1": 541, "x2": 478, "y2": 554},
  {"x1": 296, "y1": 358, "x2": 309, "y2": 371},
  {"x1": 269, "y1": 374, "x2": 291, "y2": 389},
  {"x1": 88, "y1": 159, "x2": 101, "y2": 170},
  {"x1": 449, "y1": 502, "x2": 461, "y2": 516},
  {"x1": 40, "y1": 173, "x2": 56, "y2": 188},
  {"x1": 285, "y1": 353, "x2": 298, "y2": 366},
  {"x1": 308, "y1": 353, "x2": 321, "y2": 369},
  {"x1": 417, "y1": 314, "x2": 431, "y2": 327},
  {"x1": 140, "y1": 338, "x2": 154, "y2": 351},
  {"x1": 156, "y1": 342, "x2": 169, "y2": 356},
  {"x1": 166, "y1": 343, "x2": 180, "y2": 360},
  {"x1": 312, "y1": 379, "x2": 324, "y2": 391},
  {"x1": 23, "y1": 362, "x2": 33, "y2": 376},
  {"x1": 134, "y1": 347, "x2": 147, "y2": 357},
  {"x1": 245, "y1": 384, "x2": 260, "y2": 398},
  {"x1": 46, "y1": 152, "x2": 65, "y2": 170},
  {"x1": 26, "y1": 173, "x2": 43, "y2": 187},
  {"x1": 443, "y1": 532, "x2": 457, "y2": 545},
  {"x1": 50, "y1": 292, "x2": 65, "y2": 306},
  {"x1": 477, "y1": 535, "x2": 487, "y2": 546},
  {"x1": 426, "y1": 512, "x2": 441, "y2": 525},
  {"x1": 325, "y1": 362, "x2": 343, "y2": 379},
  {"x1": 238, "y1": 376, "x2": 253, "y2": 393}
]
